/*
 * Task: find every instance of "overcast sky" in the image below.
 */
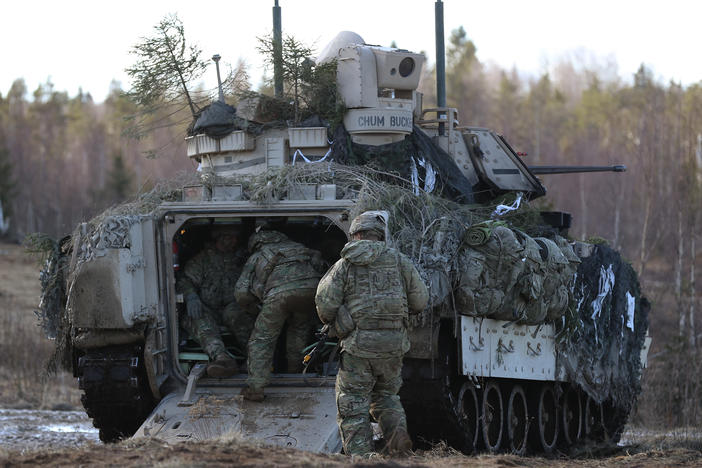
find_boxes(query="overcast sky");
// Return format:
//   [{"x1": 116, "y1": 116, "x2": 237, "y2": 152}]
[{"x1": 2, "y1": 0, "x2": 701, "y2": 102}]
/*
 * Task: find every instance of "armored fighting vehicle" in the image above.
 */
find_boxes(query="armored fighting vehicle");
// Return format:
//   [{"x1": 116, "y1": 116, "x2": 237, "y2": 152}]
[{"x1": 38, "y1": 9, "x2": 650, "y2": 456}]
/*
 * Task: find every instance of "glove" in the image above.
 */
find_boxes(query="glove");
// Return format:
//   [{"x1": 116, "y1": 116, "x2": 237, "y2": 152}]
[{"x1": 185, "y1": 292, "x2": 203, "y2": 319}]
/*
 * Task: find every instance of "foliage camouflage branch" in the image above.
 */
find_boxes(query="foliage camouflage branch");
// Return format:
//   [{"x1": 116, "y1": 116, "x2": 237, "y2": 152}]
[
  {"x1": 257, "y1": 34, "x2": 313, "y2": 123},
  {"x1": 125, "y1": 14, "x2": 208, "y2": 118}
]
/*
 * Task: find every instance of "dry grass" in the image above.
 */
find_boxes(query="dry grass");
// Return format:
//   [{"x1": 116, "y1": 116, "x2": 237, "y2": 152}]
[
  {"x1": 0, "y1": 241, "x2": 81, "y2": 409},
  {"x1": 4, "y1": 435, "x2": 702, "y2": 468},
  {"x1": 623, "y1": 427, "x2": 702, "y2": 452}
]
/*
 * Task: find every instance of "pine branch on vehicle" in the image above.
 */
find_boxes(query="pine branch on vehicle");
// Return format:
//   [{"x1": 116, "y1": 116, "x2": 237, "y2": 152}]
[{"x1": 125, "y1": 14, "x2": 207, "y2": 118}]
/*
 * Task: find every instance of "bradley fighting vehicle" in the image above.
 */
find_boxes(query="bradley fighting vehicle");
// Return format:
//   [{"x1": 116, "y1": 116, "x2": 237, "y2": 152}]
[{"x1": 40, "y1": 3, "x2": 650, "y2": 456}]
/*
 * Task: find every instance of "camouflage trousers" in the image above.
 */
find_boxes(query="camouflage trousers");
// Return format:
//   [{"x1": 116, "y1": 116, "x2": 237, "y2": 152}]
[
  {"x1": 181, "y1": 301, "x2": 256, "y2": 360},
  {"x1": 335, "y1": 352, "x2": 408, "y2": 456},
  {"x1": 247, "y1": 288, "x2": 317, "y2": 389}
]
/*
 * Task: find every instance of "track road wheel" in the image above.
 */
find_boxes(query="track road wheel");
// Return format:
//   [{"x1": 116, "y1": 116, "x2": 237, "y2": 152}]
[
  {"x1": 481, "y1": 380, "x2": 504, "y2": 452},
  {"x1": 456, "y1": 382, "x2": 480, "y2": 453},
  {"x1": 561, "y1": 386, "x2": 582, "y2": 446},
  {"x1": 506, "y1": 384, "x2": 528, "y2": 455},
  {"x1": 533, "y1": 384, "x2": 558, "y2": 453},
  {"x1": 601, "y1": 401, "x2": 627, "y2": 444},
  {"x1": 584, "y1": 396, "x2": 605, "y2": 441}
]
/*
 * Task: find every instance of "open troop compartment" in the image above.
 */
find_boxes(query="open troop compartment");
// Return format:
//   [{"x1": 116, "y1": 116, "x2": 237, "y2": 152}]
[{"x1": 165, "y1": 212, "x2": 348, "y2": 382}]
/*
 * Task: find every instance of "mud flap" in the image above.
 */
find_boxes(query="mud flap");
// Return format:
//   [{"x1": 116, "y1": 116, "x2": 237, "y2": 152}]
[{"x1": 133, "y1": 386, "x2": 342, "y2": 453}]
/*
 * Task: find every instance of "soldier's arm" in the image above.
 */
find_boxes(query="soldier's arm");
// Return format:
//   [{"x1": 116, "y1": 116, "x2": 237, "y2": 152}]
[
  {"x1": 314, "y1": 259, "x2": 347, "y2": 324},
  {"x1": 400, "y1": 254, "x2": 429, "y2": 314},
  {"x1": 177, "y1": 254, "x2": 204, "y2": 295},
  {"x1": 234, "y1": 255, "x2": 257, "y2": 307}
]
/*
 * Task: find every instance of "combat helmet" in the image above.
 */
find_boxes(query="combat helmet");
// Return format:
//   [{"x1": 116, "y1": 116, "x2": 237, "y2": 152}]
[
  {"x1": 211, "y1": 225, "x2": 241, "y2": 240},
  {"x1": 247, "y1": 230, "x2": 289, "y2": 252},
  {"x1": 349, "y1": 211, "x2": 389, "y2": 239}
]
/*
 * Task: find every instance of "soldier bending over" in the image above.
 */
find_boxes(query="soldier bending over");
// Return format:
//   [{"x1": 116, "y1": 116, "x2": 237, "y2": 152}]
[
  {"x1": 315, "y1": 211, "x2": 429, "y2": 457},
  {"x1": 177, "y1": 227, "x2": 253, "y2": 378},
  {"x1": 235, "y1": 230, "x2": 325, "y2": 401}
]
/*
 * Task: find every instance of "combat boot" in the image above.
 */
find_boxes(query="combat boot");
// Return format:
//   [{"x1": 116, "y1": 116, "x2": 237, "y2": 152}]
[
  {"x1": 207, "y1": 354, "x2": 238, "y2": 378},
  {"x1": 240, "y1": 386, "x2": 264, "y2": 402},
  {"x1": 386, "y1": 428, "x2": 412, "y2": 456}
]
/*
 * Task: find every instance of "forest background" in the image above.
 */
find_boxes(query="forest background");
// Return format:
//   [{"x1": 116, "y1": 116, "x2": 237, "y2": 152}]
[{"x1": 0, "y1": 26, "x2": 700, "y2": 430}]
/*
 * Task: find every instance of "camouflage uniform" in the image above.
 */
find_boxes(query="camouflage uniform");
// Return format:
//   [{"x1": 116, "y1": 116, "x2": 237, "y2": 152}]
[
  {"x1": 315, "y1": 212, "x2": 429, "y2": 456},
  {"x1": 177, "y1": 246, "x2": 253, "y2": 359},
  {"x1": 235, "y1": 231, "x2": 324, "y2": 390}
]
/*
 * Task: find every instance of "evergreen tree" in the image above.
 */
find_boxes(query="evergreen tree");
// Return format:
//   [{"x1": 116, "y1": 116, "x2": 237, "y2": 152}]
[
  {"x1": 494, "y1": 69, "x2": 525, "y2": 143},
  {"x1": 258, "y1": 34, "x2": 313, "y2": 123},
  {"x1": 525, "y1": 74, "x2": 568, "y2": 164},
  {"x1": 445, "y1": 26, "x2": 488, "y2": 124},
  {"x1": 126, "y1": 14, "x2": 207, "y2": 118},
  {"x1": 106, "y1": 152, "x2": 133, "y2": 203},
  {"x1": 0, "y1": 145, "x2": 15, "y2": 233},
  {"x1": 124, "y1": 14, "x2": 210, "y2": 143},
  {"x1": 222, "y1": 58, "x2": 252, "y2": 104}
]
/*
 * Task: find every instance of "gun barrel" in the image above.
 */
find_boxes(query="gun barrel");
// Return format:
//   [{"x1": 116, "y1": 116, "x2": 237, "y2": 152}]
[{"x1": 528, "y1": 165, "x2": 626, "y2": 175}]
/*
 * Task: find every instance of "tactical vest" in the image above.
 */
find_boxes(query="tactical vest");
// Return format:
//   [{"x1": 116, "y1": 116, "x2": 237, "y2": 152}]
[
  {"x1": 342, "y1": 249, "x2": 409, "y2": 357},
  {"x1": 253, "y1": 242, "x2": 320, "y2": 299}
]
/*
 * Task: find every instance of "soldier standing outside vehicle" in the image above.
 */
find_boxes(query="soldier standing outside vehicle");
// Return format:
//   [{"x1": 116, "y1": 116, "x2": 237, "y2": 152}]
[
  {"x1": 235, "y1": 230, "x2": 325, "y2": 401},
  {"x1": 315, "y1": 211, "x2": 429, "y2": 457},
  {"x1": 177, "y1": 226, "x2": 252, "y2": 378}
]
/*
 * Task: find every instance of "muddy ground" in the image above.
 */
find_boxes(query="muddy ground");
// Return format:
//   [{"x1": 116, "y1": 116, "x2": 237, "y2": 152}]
[
  {"x1": 2, "y1": 437, "x2": 702, "y2": 468},
  {"x1": 0, "y1": 408, "x2": 99, "y2": 451},
  {"x1": 1, "y1": 408, "x2": 702, "y2": 468}
]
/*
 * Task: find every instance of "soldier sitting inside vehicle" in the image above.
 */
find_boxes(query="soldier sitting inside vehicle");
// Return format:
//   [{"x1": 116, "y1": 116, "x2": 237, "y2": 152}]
[
  {"x1": 177, "y1": 226, "x2": 255, "y2": 378},
  {"x1": 235, "y1": 230, "x2": 326, "y2": 401}
]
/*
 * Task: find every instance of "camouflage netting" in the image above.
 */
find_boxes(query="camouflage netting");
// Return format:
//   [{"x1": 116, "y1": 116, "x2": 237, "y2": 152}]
[
  {"x1": 329, "y1": 124, "x2": 476, "y2": 203},
  {"x1": 222, "y1": 162, "x2": 543, "y2": 327},
  {"x1": 558, "y1": 244, "x2": 650, "y2": 411},
  {"x1": 25, "y1": 233, "x2": 72, "y2": 372},
  {"x1": 26, "y1": 234, "x2": 68, "y2": 340}
]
